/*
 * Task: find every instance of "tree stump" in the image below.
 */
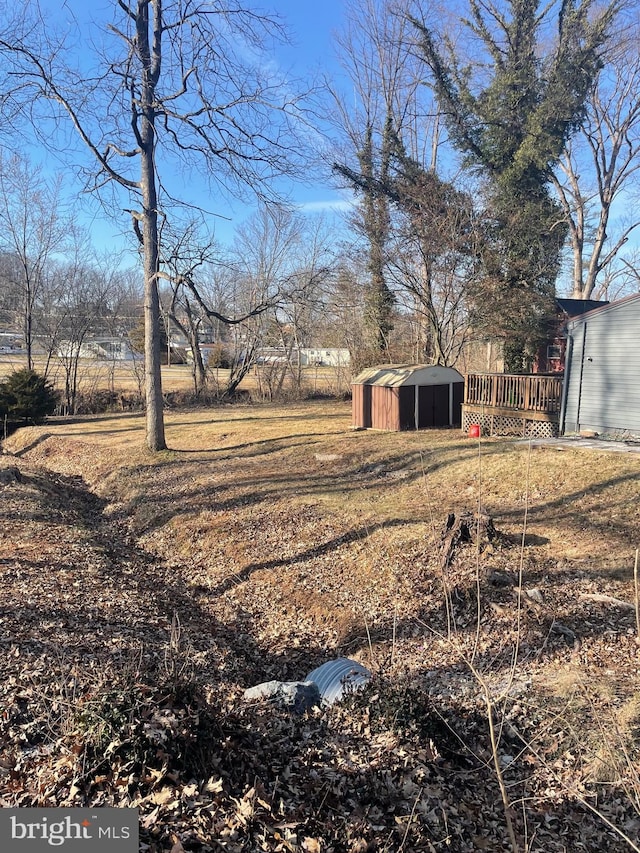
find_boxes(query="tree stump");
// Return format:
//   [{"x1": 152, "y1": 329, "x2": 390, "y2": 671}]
[{"x1": 440, "y1": 510, "x2": 497, "y2": 569}]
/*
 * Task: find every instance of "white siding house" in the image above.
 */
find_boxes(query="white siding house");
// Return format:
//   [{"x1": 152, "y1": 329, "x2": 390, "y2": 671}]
[
  {"x1": 300, "y1": 348, "x2": 350, "y2": 367},
  {"x1": 57, "y1": 338, "x2": 140, "y2": 361}
]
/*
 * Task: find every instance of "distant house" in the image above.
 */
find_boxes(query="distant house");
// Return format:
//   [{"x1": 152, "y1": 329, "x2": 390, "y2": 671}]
[
  {"x1": 461, "y1": 295, "x2": 638, "y2": 439},
  {"x1": 300, "y1": 348, "x2": 350, "y2": 368},
  {"x1": 560, "y1": 293, "x2": 640, "y2": 437},
  {"x1": 461, "y1": 298, "x2": 610, "y2": 375},
  {"x1": 252, "y1": 347, "x2": 351, "y2": 368},
  {"x1": 57, "y1": 338, "x2": 140, "y2": 361},
  {"x1": 534, "y1": 298, "x2": 609, "y2": 374},
  {"x1": 0, "y1": 331, "x2": 23, "y2": 353}
]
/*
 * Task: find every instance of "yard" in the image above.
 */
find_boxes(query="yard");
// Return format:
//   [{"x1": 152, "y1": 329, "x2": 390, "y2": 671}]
[
  {"x1": 0, "y1": 354, "x2": 351, "y2": 404},
  {"x1": 1, "y1": 399, "x2": 639, "y2": 851}
]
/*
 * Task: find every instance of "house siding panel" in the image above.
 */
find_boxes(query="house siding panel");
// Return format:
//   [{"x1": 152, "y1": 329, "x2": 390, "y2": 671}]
[{"x1": 564, "y1": 296, "x2": 640, "y2": 435}]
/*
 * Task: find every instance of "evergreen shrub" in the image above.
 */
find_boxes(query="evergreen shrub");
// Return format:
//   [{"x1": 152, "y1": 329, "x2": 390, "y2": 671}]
[{"x1": 0, "y1": 368, "x2": 58, "y2": 424}]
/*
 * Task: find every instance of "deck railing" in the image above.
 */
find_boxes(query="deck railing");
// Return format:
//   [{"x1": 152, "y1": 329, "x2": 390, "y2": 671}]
[{"x1": 464, "y1": 373, "x2": 564, "y2": 415}]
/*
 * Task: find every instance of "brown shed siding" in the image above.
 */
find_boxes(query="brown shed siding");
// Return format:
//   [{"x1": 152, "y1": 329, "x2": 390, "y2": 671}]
[
  {"x1": 371, "y1": 385, "x2": 401, "y2": 430},
  {"x1": 352, "y1": 383, "x2": 372, "y2": 428},
  {"x1": 352, "y1": 364, "x2": 464, "y2": 431}
]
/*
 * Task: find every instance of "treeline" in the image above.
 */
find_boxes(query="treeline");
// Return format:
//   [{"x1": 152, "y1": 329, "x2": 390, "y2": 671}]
[{"x1": 0, "y1": 1, "x2": 639, "y2": 445}]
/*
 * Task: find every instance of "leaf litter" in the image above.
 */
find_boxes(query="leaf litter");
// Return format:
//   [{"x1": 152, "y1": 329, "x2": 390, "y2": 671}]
[{"x1": 1, "y1": 402, "x2": 640, "y2": 851}]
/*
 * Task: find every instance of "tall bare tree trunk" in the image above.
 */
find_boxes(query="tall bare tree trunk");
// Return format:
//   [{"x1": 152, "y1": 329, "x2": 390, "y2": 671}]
[
  {"x1": 138, "y1": 0, "x2": 166, "y2": 452},
  {"x1": 24, "y1": 288, "x2": 33, "y2": 371}
]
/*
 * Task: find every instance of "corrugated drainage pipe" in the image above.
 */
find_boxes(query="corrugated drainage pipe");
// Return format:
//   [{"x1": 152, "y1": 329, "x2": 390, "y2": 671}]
[{"x1": 305, "y1": 658, "x2": 371, "y2": 706}]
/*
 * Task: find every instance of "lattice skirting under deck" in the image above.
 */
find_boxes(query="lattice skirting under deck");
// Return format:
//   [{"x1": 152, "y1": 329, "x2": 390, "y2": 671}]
[{"x1": 462, "y1": 408, "x2": 559, "y2": 438}]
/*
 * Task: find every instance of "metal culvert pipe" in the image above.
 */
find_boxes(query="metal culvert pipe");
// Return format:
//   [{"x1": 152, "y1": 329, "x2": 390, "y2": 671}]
[{"x1": 305, "y1": 658, "x2": 371, "y2": 706}]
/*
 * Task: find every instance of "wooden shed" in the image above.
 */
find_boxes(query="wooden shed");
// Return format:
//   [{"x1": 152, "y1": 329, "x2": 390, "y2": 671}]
[
  {"x1": 561, "y1": 293, "x2": 640, "y2": 437},
  {"x1": 352, "y1": 364, "x2": 464, "y2": 431}
]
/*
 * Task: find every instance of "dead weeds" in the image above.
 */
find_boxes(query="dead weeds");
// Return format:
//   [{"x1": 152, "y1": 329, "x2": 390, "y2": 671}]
[{"x1": 1, "y1": 399, "x2": 640, "y2": 851}]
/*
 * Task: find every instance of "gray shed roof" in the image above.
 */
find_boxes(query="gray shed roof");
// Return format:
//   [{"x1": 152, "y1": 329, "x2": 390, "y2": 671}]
[{"x1": 352, "y1": 364, "x2": 464, "y2": 388}]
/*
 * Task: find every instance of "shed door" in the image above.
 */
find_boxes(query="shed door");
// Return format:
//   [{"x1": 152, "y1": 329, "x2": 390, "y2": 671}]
[
  {"x1": 398, "y1": 386, "x2": 416, "y2": 430},
  {"x1": 418, "y1": 384, "x2": 449, "y2": 427},
  {"x1": 361, "y1": 384, "x2": 372, "y2": 429}
]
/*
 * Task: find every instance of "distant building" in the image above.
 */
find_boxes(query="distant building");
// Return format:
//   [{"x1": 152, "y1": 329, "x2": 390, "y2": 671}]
[
  {"x1": 461, "y1": 298, "x2": 611, "y2": 375},
  {"x1": 57, "y1": 338, "x2": 140, "y2": 361},
  {"x1": 252, "y1": 347, "x2": 351, "y2": 368},
  {"x1": 534, "y1": 298, "x2": 609, "y2": 374},
  {"x1": 0, "y1": 331, "x2": 23, "y2": 353},
  {"x1": 299, "y1": 348, "x2": 350, "y2": 368}
]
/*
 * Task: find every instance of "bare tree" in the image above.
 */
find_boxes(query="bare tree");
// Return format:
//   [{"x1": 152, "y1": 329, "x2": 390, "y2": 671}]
[
  {"x1": 34, "y1": 231, "x2": 133, "y2": 413},
  {"x1": 385, "y1": 161, "x2": 478, "y2": 366},
  {"x1": 329, "y1": 0, "x2": 429, "y2": 362},
  {"x1": 155, "y1": 222, "x2": 222, "y2": 395},
  {"x1": 551, "y1": 32, "x2": 640, "y2": 300},
  {"x1": 0, "y1": 251, "x2": 23, "y2": 329},
  {"x1": 330, "y1": 0, "x2": 455, "y2": 368},
  {"x1": 318, "y1": 258, "x2": 386, "y2": 378},
  {"x1": 42, "y1": 262, "x2": 119, "y2": 414},
  {"x1": 154, "y1": 206, "x2": 302, "y2": 398},
  {"x1": 223, "y1": 205, "x2": 331, "y2": 398},
  {"x1": 0, "y1": 152, "x2": 69, "y2": 370},
  {"x1": 0, "y1": 1, "x2": 308, "y2": 450},
  {"x1": 256, "y1": 214, "x2": 334, "y2": 397}
]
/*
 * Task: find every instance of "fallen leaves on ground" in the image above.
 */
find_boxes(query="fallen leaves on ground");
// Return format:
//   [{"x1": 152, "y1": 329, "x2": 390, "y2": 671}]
[{"x1": 1, "y1": 410, "x2": 640, "y2": 852}]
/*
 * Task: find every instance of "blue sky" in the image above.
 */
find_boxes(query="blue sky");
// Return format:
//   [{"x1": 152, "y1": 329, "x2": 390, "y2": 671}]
[
  {"x1": 213, "y1": 0, "x2": 355, "y2": 238},
  {"x1": 30, "y1": 0, "x2": 355, "y2": 259},
  {"x1": 274, "y1": 0, "x2": 346, "y2": 70}
]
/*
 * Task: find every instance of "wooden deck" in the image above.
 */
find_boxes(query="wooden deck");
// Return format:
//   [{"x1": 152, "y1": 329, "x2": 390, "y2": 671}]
[{"x1": 463, "y1": 373, "x2": 564, "y2": 436}]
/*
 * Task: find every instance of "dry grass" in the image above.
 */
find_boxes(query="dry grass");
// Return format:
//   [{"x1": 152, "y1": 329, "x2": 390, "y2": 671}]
[
  {"x1": 4, "y1": 397, "x2": 640, "y2": 850},
  {"x1": 9, "y1": 398, "x2": 639, "y2": 570},
  {"x1": 8, "y1": 398, "x2": 640, "y2": 673},
  {"x1": 0, "y1": 354, "x2": 350, "y2": 397}
]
